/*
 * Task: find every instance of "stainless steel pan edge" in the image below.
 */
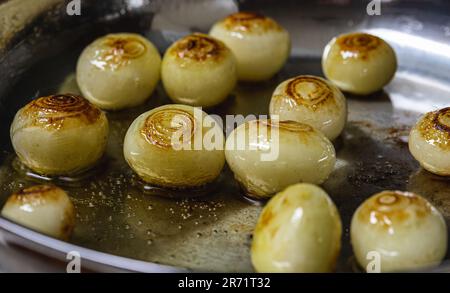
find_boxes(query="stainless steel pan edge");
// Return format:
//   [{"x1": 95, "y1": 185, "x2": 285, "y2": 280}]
[{"x1": 0, "y1": 218, "x2": 187, "y2": 272}]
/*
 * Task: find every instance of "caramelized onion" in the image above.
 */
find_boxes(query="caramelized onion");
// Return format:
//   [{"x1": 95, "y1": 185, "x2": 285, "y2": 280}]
[
  {"x1": 76, "y1": 33, "x2": 161, "y2": 110},
  {"x1": 10, "y1": 94, "x2": 108, "y2": 175},
  {"x1": 270, "y1": 75, "x2": 347, "y2": 140},
  {"x1": 252, "y1": 183, "x2": 342, "y2": 272},
  {"x1": 1, "y1": 185, "x2": 75, "y2": 240},
  {"x1": 225, "y1": 119, "x2": 336, "y2": 198},
  {"x1": 322, "y1": 32, "x2": 397, "y2": 95},
  {"x1": 351, "y1": 190, "x2": 447, "y2": 272},
  {"x1": 123, "y1": 104, "x2": 225, "y2": 189},
  {"x1": 210, "y1": 12, "x2": 290, "y2": 81},
  {"x1": 161, "y1": 33, "x2": 236, "y2": 107}
]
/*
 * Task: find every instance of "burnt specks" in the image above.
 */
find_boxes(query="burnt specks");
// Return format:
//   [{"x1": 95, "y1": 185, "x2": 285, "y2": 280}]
[
  {"x1": 222, "y1": 12, "x2": 283, "y2": 33},
  {"x1": 418, "y1": 108, "x2": 450, "y2": 150},
  {"x1": 141, "y1": 108, "x2": 196, "y2": 149},
  {"x1": 357, "y1": 191, "x2": 432, "y2": 229},
  {"x1": 171, "y1": 34, "x2": 227, "y2": 62},
  {"x1": 23, "y1": 94, "x2": 101, "y2": 128},
  {"x1": 337, "y1": 33, "x2": 382, "y2": 60}
]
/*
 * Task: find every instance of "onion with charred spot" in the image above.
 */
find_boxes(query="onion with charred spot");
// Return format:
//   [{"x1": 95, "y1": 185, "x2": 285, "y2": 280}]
[
  {"x1": 225, "y1": 119, "x2": 336, "y2": 198},
  {"x1": 76, "y1": 33, "x2": 161, "y2": 110},
  {"x1": 322, "y1": 32, "x2": 397, "y2": 95},
  {"x1": 351, "y1": 190, "x2": 447, "y2": 272},
  {"x1": 269, "y1": 75, "x2": 347, "y2": 140},
  {"x1": 210, "y1": 12, "x2": 290, "y2": 81},
  {"x1": 251, "y1": 183, "x2": 342, "y2": 272},
  {"x1": 161, "y1": 33, "x2": 237, "y2": 107},
  {"x1": 409, "y1": 108, "x2": 450, "y2": 176},
  {"x1": 1, "y1": 185, "x2": 75, "y2": 240},
  {"x1": 10, "y1": 94, "x2": 109, "y2": 175},
  {"x1": 123, "y1": 104, "x2": 225, "y2": 189}
]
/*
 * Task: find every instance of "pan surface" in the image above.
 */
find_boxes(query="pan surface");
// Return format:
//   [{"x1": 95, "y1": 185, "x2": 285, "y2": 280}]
[{"x1": 0, "y1": 0, "x2": 450, "y2": 272}]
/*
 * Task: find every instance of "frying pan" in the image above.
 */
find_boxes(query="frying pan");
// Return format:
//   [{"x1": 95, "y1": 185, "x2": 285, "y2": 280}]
[{"x1": 0, "y1": 0, "x2": 450, "y2": 272}]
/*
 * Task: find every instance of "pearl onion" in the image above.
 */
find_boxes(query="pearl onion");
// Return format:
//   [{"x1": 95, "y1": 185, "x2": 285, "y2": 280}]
[
  {"x1": 351, "y1": 190, "x2": 447, "y2": 272},
  {"x1": 225, "y1": 120, "x2": 336, "y2": 198},
  {"x1": 1, "y1": 185, "x2": 75, "y2": 240},
  {"x1": 161, "y1": 33, "x2": 237, "y2": 107},
  {"x1": 10, "y1": 94, "x2": 109, "y2": 175},
  {"x1": 210, "y1": 12, "x2": 290, "y2": 81},
  {"x1": 322, "y1": 32, "x2": 397, "y2": 95},
  {"x1": 269, "y1": 75, "x2": 347, "y2": 140},
  {"x1": 252, "y1": 183, "x2": 342, "y2": 272},
  {"x1": 77, "y1": 33, "x2": 161, "y2": 110},
  {"x1": 123, "y1": 104, "x2": 225, "y2": 189},
  {"x1": 409, "y1": 108, "x2": 450, "y2": 176}
]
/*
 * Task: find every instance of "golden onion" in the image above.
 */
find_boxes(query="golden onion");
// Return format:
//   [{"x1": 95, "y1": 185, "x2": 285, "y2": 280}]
[
  {"x1": 225, "y1": 119, "x2": 336, "y2": 198},
  {"x1": 210, "y1": 12, "x2": 290, "y2": 81},
  {"x1": 351, "y1": 190, "x2": 447, "y2": 272},
  {"x1": 10, "y1": 94, "x2": 109, "y2": 175},
  {"x1": 409, "y1": 107, "x2": 450, "y2": 176},
  {"x1": 123, "y1": 104, "x2": 225, "y2": 189},
  {"x1": 251, "y1": 183, "x2": 342, "y2": 272},
  {"x1": 269, "y1": 75, "x2": 347, "y2": 140},
  {"x1": 161, "y1": 33, "x2": 237, "y2": 107},
  {"x1": 1, "y1": 185, "x2": 75, "y2": 240},
  {"x1": 76, "y1": 33, "x2": 161, "y2": 110},
  {"x1": 322, "y1": 32, "x2": 397, "y2": 95}
]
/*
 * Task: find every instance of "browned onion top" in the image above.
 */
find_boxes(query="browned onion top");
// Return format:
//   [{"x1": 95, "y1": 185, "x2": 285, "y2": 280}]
[
  {"x1": 141, "y1": 108, "x2": 196, "y2": 149},
  {"x1": 258, "y1": 119, "x2": 314, "y2": 132},
  {"x1": 418, "y1": 107, "x2": 450, "y2": 149},
  {"x1": 8, "y1": 185, "x2": 62, "y2": 204},
  {"x1": 170, "y1": 34, "x2": 226, "y2": 62},
  {"x1": 23, "y1": 94, "x2": 101, "y2": 127},
  {"x1": 221, "y1": 12, "x2": 283, "y2": 33},
  {"x1": 283, "y1": 76, "x2": 335, "y2": 110},
  {"x1": 96, "y1": 35, "x2": 147, "y2": 70},
  {"x1": 337, "y1": 33, "x2": 381, "y2": 59},
  {"x1": 357, "y1": 191, "x2": 432, "y2": 229}
]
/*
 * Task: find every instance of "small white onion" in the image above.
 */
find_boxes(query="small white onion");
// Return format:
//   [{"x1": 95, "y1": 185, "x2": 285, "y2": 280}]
[
  {"x1": 76, "y1": 33, "x2": 161, "y2": 110},
  {"x1": 351, "y1": 190, "x2": 447, "y2": 272},
  {"x1": 210, "y1": 12, "x2": 290, "y2": 81},
  {"x1": 161, "y1": 33, "x2": 237, "y2": 107},
  {"x1": 322, "y1": 32, "x2": 397, "y2": 95},
  {"x1": 10, "y1": 94, "x2": 109, "y2": 175},
  {"x1": 1, "y1": 185, "x2": 75, "y2": 240},
  {"x1": 123, "y1": 104, "x2": 225, "y2": 189},
  {"x1": 225, "y1": 119, "x2": 336, "y2": 198},
  {"x1": 269, "y1": 75, "x2": 347, "y2": 140},
  {"x1": 251, "y1": 183, "x2": 342, "y2": 272},
  {"x1": 409, "y1": 108, "x2": 450, "y2": 176}
]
